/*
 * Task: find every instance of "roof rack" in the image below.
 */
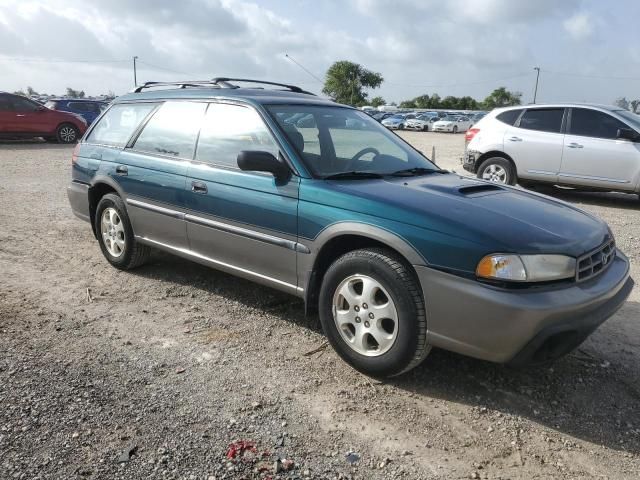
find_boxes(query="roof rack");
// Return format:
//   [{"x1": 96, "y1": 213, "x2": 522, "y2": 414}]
[{"x1": 133, "y1": 78, "x2": 315, "y2": 95}]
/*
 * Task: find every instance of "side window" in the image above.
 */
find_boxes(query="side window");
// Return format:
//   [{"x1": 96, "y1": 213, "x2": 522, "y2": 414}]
[
  {"x1": 87, "y1": 103, "x2": 157, "y2": 147},
  {"x1": 195, "y1": 103, "x2": 279, "y2": 167},
  {"x1": 496, "y1": 109, "x2": 522, "y2": 126},
  {"x1": 11, "y1": 97, "x2": 39, "y2": 112},
  {"x1": 69, "y1": 102, "x2": 89, "y2": 112},
  {"x1": 0, "y1": 97, "x2": 13, "y2": 111},
  {"x1": 133, "y1": 101, "x2": 206, "y2": 158},
  {"x1": 569, "y1": 108, "x2": 629, "y2": 140},
  {"x1": 518, "y1": 108, "x2": 564, "y2": 133}
]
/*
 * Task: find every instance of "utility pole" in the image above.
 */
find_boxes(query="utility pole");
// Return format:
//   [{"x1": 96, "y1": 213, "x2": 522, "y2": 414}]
[
  {"x1": 533, "y1": 67, "x2": 540, "y2": 104},
  {"x1": 133, "y1": 56, "x2": 139, "y2": 87}
]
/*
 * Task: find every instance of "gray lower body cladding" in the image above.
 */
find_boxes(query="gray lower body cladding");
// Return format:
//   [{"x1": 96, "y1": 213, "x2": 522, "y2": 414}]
[
  {"x1": 415, "y1": 251, "x2": 632, "y2": 364},
  {"x1": 67, "y1": 180, "x2": 91, "y2": 222}
]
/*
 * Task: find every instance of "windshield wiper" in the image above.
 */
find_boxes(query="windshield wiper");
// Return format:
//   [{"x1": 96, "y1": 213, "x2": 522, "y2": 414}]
[
  {"x1": 388, "y1": 167, "x2": 447, "y2": 177},
  {"x1": 323, "y1": 171, "x2": 384, "y2": 180}
]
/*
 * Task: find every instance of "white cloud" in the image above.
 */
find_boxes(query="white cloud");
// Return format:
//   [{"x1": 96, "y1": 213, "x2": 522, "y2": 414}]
[{"x1": 564, "y1": 12, "x2": 594, "y2": 40}]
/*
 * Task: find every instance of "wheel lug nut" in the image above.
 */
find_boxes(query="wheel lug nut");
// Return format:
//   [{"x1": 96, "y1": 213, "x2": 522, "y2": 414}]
[
  {"x1": 368, "y1": 312, "x2": 374, "y2": 319},
  {"x1": 364, "y1": 321, "x2": 370, "y2": 328},
  {"x1": 355, "y1": 317, "x2": 361, "y2": 323},
  {"x1": 354, "y1": 306, "x2": 360, "y2": 312},
  {"x1": 362, "y1": 303, "x2": 368, "y2": 309}
]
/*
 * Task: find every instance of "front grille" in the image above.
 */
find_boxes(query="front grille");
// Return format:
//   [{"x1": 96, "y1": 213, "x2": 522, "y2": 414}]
[{"x1": 576, "y1": 239, "x2": 616, "y2": 282}]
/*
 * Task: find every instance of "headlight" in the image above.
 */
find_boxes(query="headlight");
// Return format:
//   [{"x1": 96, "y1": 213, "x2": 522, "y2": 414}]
[{"x1": 476, "y1": 254, "x2": 576, "y2": 282}]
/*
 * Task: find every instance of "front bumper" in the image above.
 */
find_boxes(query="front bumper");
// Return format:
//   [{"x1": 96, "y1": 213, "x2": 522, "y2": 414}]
[
  {"x1": 415, "y1": 251, "x2": 633, "y2": 364},
  {"x1": 67, "y1": 180, "x2": 91, "y2": 223}
]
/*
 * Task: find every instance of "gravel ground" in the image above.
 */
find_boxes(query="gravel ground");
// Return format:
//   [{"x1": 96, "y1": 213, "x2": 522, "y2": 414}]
[{"x1": 1, "y1": 135, "x2": 639, "y2": 480}]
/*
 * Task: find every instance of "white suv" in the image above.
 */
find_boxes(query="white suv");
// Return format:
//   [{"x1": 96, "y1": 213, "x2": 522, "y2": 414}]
[{"x1": 463, "y1": 104, "x2": 640, "y2": 196}]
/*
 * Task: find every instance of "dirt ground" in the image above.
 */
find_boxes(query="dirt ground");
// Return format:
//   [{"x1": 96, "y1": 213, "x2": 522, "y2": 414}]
[{"x1": 1, "y1": 134, "x2": 639, "y2": 480}]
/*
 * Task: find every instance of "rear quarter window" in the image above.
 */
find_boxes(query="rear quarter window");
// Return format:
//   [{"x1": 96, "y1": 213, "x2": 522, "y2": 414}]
[
  {"x1": 518, "y1": 108, "x2": 564, "y2": 133},
  {"x1": 87, "y1": 103, "x2": 157, "y2": 147},
  {"x1": 496, "y1": 109, "x2": 522, "y2": 126}
]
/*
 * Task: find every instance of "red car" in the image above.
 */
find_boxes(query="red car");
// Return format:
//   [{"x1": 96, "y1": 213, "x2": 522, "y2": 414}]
[{"x1": 0, "y1": 92, "x2": 87, "y2": 143}]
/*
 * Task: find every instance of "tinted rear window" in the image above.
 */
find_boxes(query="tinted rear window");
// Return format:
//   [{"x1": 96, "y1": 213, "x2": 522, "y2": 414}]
[
  {"x1": 87, "y1": 103, "x2": 157, "y2": 147},
  {"x1": 496, "y1": 109, "x2": 522, "y2": 126},
  {"x1": 518, "y1": 108, "x2": 564, "y2": 133},
  {"x1": 133, "y1": 101, "x2": 207, "y2": 158}
]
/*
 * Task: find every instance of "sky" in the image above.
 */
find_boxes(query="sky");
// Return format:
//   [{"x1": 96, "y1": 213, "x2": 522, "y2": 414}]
[{"x1": 0, "y1": 0, "x2": 638, "y2": 105}]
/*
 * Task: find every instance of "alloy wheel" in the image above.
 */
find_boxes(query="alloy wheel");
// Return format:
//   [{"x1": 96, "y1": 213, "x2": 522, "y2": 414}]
[
  {"x1": 332, "y1": 274, "x2": 398, "y2": 356},
  {"x1": 101, "y1": 207, "x2": 126, "y2": 257},
  {"x1": 482, "y1": 164, "x2": 508, "y2": 183}
]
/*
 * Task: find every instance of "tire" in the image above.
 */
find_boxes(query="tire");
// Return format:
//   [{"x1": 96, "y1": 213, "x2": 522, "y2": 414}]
[
  {"x1": 452, "y1": 125, "x2": 458, "y2": 134},
  {"x1": 95, "y1": 193, "x2": 150, "y2": 270},
  {"x1": 318, "y1": 248, "x2": 430, "y2": 378},
  {"x1": 398, "y1": 123, "x2": 405, "y2": 130},
  {"x1": 56, "y1": 123, "x2": 79, "y2": 144},
  {"x1": 477, "y1": 156, "x2": 516, "y2": 185},
  {"x1": 422, "y1": 125, "x2": 428, "y2": 132}
]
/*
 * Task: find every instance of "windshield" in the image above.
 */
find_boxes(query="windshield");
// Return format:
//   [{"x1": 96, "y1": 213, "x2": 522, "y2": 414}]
[
  {"x1": 267, "y1": 105, "x2": 438, "y2": 178},
  {"x1": 440, "y1": 116, "x2": 459, "y2": 121},
  {"x1": 615, "y1": 110, "x2": 640, "y2": 130}
]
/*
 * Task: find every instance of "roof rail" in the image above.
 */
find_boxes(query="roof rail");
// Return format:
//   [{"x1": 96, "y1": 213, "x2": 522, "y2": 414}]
[
  {"x1": 210, "y1": 77, "x2": 315, "y2": 95},
  {"x1": 132, "y1": 78, "x2": 315, "y2": 95},
  {"x1": 133, "y1": 81, "x2": 221, "y2": 93}
]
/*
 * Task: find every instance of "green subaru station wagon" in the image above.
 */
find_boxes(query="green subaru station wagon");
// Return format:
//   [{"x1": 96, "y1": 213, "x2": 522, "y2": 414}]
[{"x1": 67, "y1": 78, "x2": 633, "y2": 377}]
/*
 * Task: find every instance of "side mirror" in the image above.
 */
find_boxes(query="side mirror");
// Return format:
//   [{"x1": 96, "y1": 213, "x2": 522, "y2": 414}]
[
  {"x1": 617, "y1": 128, "x2": 640, "y2": 142},
  {"x1": 237, "y1": 151, "x2": 289, "y2": 179}
]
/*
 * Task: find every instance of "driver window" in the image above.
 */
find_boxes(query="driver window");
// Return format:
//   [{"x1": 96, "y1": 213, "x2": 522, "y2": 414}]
[{"x1": 11, "y1": 97, "x2": 39, "y2": 112}]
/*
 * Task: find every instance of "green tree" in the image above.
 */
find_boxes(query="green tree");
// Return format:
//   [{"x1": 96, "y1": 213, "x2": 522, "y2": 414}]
[
  {"x1": 26, "y1": 86, "x2": 38, "y2": 96},
  {"x1": 399, "y1": 99, "x2": 417, "y2": 108},
  {"x1": 482, "y1": 87, "x2": 522, "y2": 109},
  {"x1": 630, "y1": 99, "x2": 640, "y2": 113},
  {"x1": 614, "y1": 97, "x2": 630, "y2": 110},
  {"x1": 370, "y1": 96, "x2": 386, "y2": 107},
  {"x1": 65, "y1": 87, "x2": 86, "y2": 99},
  {"x1": 322, "y1": 60, "x2": 383, "y2": 106}
]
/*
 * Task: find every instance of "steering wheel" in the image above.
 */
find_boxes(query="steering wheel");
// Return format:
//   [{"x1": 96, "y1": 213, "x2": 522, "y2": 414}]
[{"x1": 346, "y1": 147, "x2": 380, "y2": 170}]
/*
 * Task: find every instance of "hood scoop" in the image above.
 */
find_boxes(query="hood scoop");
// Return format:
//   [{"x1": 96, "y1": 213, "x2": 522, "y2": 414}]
[{"x1": 457, "y1": 184, "x2": 505, "y2": 196}]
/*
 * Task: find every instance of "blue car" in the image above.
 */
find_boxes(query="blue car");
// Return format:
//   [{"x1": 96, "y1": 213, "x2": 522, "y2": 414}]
[
  {"x1": 67, "y1": 78, "x2": 633, "y2": 377},
  {"x1": 45, "y1": 99, "x2": 107, "y2": 125}
]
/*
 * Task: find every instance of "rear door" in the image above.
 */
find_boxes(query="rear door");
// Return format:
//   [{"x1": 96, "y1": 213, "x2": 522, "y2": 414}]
[
  {"x1": 503, "y1": 107, "x2": 566, "y2": 182},
  {"x1": 118, "y1": 101, "x2": 207, "y2": 249},
  {"x1": 560, "y1": 107, "x2": 640, "y2": 190},
  {"x1": 0, "y1": 95, "x2": 16, "y2": 132},
  {"x1": 185, "y1": 102, "x2": 300, "y2": 291}
]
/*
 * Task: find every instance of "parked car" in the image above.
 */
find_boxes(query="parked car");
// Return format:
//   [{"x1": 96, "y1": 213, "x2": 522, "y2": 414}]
[
  {"x1": 463, "y1": 104, "x2": 640, "y2": 194},
  {"x1": 0, "y1": 92, "x2": 87, "y2": 143},
  {"x1": 68, "y1": 79, "x2": 633, "y2": 377},
  {"x1": 381, "y1": 114, "x2": 411, "y2": 130},
  {"x1": 45, "y1": 99, "x2": 107, "y2": 125},
  {"x1": 432, "y1": 115, "x2": 472, "y2": 133},
  {"x1": 372, "y1": 112, "x2": 394, "y2": 122},
  {"x1": 405, "y1": 114, "x2": 439, "y2": 131},
  {"x1": 469, "y1": 112, "x2": 487, "y2": 126}
]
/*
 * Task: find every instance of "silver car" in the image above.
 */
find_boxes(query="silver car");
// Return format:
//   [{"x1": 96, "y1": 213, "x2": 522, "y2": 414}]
[{"x1": 463, "y1": 104, "x2": 640, "y2": 194}]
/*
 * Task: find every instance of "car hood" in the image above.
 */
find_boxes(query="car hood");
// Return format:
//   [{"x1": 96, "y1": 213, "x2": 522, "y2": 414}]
[
  {"x1": 434, "y1": 121, "x2": 452, "y2": 126},
  {"x1": 315, "y1": 173, "x2": 609, "y2": 258}
]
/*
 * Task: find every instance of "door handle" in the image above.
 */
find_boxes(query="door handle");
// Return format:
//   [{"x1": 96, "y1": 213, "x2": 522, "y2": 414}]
[
  {"x1": 567, "y1": 142, "x2": 584, "y2": 149},
  {"x1": 115, "y1": 165, "x2": 128, "y2": 175},
  {"x1": 16, "y1": 114, "x2": 26, "y2": 117},
  {"x1": 508, "y1": 136, "x2": 522, "y2": 142},
  {"x1": 191, "y1": 181, "x2": 208, "y2": 194}
]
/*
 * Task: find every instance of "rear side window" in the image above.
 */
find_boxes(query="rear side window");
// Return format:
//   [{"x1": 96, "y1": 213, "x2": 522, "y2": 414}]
[
  {"x1": 87, "y1": 103, "x2": 157, "y2": 147},
  {"x1": 68, "y1": 102, "x2": 91, "y2": 112},
  {"x1": 0, "y1": 96, "x2": 12, "y2": 111},
  {"x1": 496, "y1": 109, "x2": 522, "y2": 126},
  {"x1": 518, "y1": 108, "x2": 564, "y2": 133},
  {"x1": 569, "y1": 108, "x2": 629, "y2": 140},
  {"x1": 195, "y1": 103, "x2": 279, "y2": 168},
  {"x1": 133, "y1": 101, "x2": 206, "y2": 158}
]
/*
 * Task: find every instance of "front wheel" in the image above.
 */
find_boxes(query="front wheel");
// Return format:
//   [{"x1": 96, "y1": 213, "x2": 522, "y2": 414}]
[
  {"x1": 318, "y1": 248, "x2": 430, "y2": 378},
  {"x1": 477, "y1": 157, "x2": 516, "y2": 185},
  {"x1": 452, "y1": 125, "x2": 458, "y2": 134},
  {"x1": 56, "y1": 123, "x2": 79, "y2": 143},
  {"x1": 95, "y1": 193, "x2": 151, "y2": 270},
  {"x1": 422, "y1": 125, "x2": 428, "y2": 132}
]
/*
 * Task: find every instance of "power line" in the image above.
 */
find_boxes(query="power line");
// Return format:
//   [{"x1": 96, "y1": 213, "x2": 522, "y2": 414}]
[
  {"x1": 543, "y1": 69, "x2": 640, "y2": 81},
  {"x1": 136, "y1": 59, "x2": 195, "y2": 77},
  {"x1": 0, "y1": 54, "x2": 128, "y2": 64}
]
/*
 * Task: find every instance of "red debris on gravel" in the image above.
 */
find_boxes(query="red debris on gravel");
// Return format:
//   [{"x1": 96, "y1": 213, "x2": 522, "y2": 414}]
[{"x1": 226, "y1": 440, "x2": 257, "y2": 460}]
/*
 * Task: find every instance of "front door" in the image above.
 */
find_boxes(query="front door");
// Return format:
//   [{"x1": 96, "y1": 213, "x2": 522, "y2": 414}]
[
  {"x1": 185, "y1": 102, "x2": 300, "y2": 291},
  {"x1": 504, "y1": 107, "x2": 566, "y2": 182},
  {"x1": 559, "y1": 108, "x2": 640, "y2": 191}
]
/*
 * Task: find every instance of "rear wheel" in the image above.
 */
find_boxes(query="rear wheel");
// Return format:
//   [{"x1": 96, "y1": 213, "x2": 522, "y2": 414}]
[
  {"x1": 318, "y1": 248, "x2": 430, "y2": 378},
  {"x1": 95, "y1": 193, "x2": 150, "y2": 270},
  {"x1": 56, "y1": 123, "x2": 79, "y2": 143},
  {"x1": 477, "y1": 157, "x2": 516, "y2": 185},
  {"x1": 452, "y1": 125, "x2": 458, "y2": 134},
  {"x1": 422, "y1": 125, "x2": 428, "y2": 132}
]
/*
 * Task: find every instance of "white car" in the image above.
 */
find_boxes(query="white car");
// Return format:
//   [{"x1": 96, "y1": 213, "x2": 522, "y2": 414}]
[
  {"x1": 405, "y1": 114, "x2": 439, "y2": 131},
  {"x1": 432, "y1": 115, "x2": 472, "y2": 133},
  {"x1": 463, "y1": 103, "x2": 640, "y2": 195}
]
